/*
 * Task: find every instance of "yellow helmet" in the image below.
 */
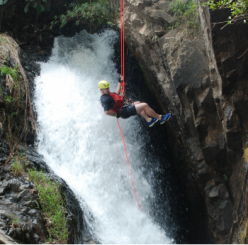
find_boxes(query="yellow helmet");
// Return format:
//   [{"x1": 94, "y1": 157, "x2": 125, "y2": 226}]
[{"x1": 98, "y1": 80, "x2": 110, "y2": 89}]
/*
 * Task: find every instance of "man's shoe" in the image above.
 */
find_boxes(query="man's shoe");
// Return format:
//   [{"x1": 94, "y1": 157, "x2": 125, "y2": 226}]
[
  {"x1": 159, "y1": 113, "x2": 171, "y2": 124},
  {"x1": 148, "y1": 118, "x2": 158, "y2": 127}
]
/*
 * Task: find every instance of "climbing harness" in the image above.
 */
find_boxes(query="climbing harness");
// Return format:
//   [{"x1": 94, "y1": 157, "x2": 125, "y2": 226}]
[
  {"x1": 118, "y1": 0, "x2": 141, "y2": 210},
  {"x1": 109, "y1": 92, "x2": 124, "y2": 113}
]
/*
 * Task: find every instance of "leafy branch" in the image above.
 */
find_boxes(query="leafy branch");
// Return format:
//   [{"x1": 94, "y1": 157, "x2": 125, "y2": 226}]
[
  {"x1": 24, "y1": 0, "x2": 49, "y2": 15},
  {"x1": 208, "y1": 0, "x2": 248, "y2": 27}
]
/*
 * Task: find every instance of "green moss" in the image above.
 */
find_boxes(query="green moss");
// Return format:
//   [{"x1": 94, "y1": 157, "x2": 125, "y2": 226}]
[{"x1": 0, "y1": 35, "x2": 9, "y2": 44}]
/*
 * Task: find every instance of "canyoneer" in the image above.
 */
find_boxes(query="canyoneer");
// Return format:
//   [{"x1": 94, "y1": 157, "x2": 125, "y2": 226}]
[{"x1": 99, "y1": 77, "x2": 171, "y2": 127}]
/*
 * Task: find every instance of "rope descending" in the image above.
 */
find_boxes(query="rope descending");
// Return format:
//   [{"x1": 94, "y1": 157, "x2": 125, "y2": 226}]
[
  {"x1": 118, "y1": 0, "x2": 141, "y2": 211},
  {"x1": 117, "y1": 118, "x2": 141, "y2": 210}
]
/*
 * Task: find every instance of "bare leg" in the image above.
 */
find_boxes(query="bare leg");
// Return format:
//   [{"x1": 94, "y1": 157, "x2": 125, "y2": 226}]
[
  {"x1": 132, "y1": 101, "x2": 141, "y2": 105},
  {"x1": 139, "y1": 110, "x2": 150, "y2": 121},
  {"x1": 132, "y1": 101, "x2": 150, "y2": 122},
  {"x1": 135, "y1": 103, "x2": 161, "y2": 121}
]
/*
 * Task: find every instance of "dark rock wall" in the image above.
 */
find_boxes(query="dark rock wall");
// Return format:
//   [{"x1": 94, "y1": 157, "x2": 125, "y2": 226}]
[
  {"x1": 211, "y1": 10, "x2": 248, "y2": 244},
  {"x1": 109, "y1": 0, "x2": 248, "y2": 243}
]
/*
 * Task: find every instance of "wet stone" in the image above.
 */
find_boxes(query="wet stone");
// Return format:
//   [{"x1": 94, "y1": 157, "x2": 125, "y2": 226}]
[
  {"x1": 17, "y1": 190, "x2": 31, "y2": 201},
  {"x1": 0, "y1": 186, "x2": 8, "y2": 195},
  {"x1": 209, "y1": 187, "x2": 219, "y2": 198},
  {"x1": 4, "y1": 165, "x2": 11, "y2": 173}
]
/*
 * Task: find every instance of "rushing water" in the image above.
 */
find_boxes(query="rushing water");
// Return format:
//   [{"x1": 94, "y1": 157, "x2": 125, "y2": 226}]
[{"x1": 34, "y1": 29, "x2": 174, "y2": 244}]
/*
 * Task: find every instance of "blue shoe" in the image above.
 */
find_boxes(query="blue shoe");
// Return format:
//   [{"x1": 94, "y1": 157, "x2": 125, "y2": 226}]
[
  {"x1": 159, "y1": 113, "x2": 171, "y2": 124},
  {"x1": 148, "y1": 117, "x2": 158, "y2": 127}
]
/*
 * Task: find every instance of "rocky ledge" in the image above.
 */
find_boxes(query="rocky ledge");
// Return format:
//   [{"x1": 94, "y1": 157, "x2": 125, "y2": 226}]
[
  {"x1": 0, "y1": 143, "x2": 84, "y2": 243},
  {"x1": 110, "y1": 0, "x2": 248, "y2": 243}
]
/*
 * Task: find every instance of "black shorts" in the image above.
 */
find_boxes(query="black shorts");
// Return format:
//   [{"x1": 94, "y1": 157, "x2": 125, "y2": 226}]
[{"x1": 120, "y1": 105, "x2": 137, "y2": 119}]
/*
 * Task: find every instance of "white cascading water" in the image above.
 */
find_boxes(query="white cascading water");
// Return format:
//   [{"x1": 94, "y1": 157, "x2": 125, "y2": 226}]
[{"x1": 34, "y1": 29, "x2": 173, "y2": 244}]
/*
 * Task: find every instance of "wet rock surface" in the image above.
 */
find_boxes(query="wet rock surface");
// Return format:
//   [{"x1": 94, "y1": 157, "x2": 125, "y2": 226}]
[
  {"x1": 0, "y1": 139, "x2": 87, "y2": 244},
  {"x1": 0, "y1": 229, "x2": 18, "y2": 244},
  {"x1": 0, "y1": 141, "x2": 46, "y2": 244}
]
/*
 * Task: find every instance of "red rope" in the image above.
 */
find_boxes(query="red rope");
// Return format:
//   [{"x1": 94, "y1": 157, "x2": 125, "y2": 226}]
[
  {"x1": 119, "y1": 0, "x2": 141, "y2": 210},
  {"x1": 117, "y1": 118, "x2": 141, "y2": 210},
  {"x1": 120, "y1": 0, "x2": 125, "y2": 97}
]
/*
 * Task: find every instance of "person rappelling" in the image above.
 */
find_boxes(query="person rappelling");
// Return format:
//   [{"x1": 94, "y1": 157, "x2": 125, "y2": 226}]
[{"x1": 98, "y1": 77, "x2": 171, "y2": 127}]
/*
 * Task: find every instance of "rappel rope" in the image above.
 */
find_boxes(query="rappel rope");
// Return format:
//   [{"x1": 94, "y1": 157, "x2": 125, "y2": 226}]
[{"x1": 118, "y1": 0, "x2": 141, "y2": 211}]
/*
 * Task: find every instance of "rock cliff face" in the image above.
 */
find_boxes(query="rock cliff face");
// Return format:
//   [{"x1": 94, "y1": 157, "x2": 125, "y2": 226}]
[{"x1": 109, "y1": 0, "x2": 248, "y2": 243}]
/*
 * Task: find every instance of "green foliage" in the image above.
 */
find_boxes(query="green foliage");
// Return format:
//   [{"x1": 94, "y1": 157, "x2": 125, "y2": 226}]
[
  {"x1": 0, "y1": 66, "x2": 19, "y2": 81},
  {"x1": 27, "y1": 169, "x2": 69, "y2": 243},
  {"x1": 170, "y1": 0, "x2": 198, "y2": 29},
  {"x1": 10, "y1": 215, "x2": 21, "y2": 228},
  {"x1": 11, "y1": 157, "x2": 23, "y2": 177},
  {"x1": 10, "y1": 111, "x2": 18, "y2": 118},
  {"x1": 24, "y1": 0, "x2": 49, "y2": 15},
  {"x1": 5, "y1": 95, "x2": 13, "y2": 103},
  {"x1": 223, "y1": 174, "x2": 228, "y2": 180},
  {"x1": 50, "y1": 0, "x2": 113, "y2": 31},
  {"x1": 208, "y1": 0, "x2": 248, "y2": 24},
  {"x1": 152, "y1": 35, "x2": 159, "y2": 42}
]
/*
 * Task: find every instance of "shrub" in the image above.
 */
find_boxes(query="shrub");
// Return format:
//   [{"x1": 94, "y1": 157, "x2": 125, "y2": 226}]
[
  {"x1": 5, "y1": 95, "x2": 13, "y2": 103},
  {"x1": 170, "y1": 0, "x2": 198, "y2": 29},
  {"x1": 11, "y1": 157, "x2": 23, "y2": 177},
  {"x1": 0, "y1": 66, "x2": 19, "y2": 82},
  {"x1": 27, "y1": 169, "x2": 69, "y2": 243},
  {"x1": 10, "y1": 216, "x2": 21, "y2": 228}
]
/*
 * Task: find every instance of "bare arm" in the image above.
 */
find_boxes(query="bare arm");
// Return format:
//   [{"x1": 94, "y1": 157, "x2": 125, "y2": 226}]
[
  {"x1": 105, "y1": 110, "x2": 117, "y2": 117},
  {"x1": 116, "y1": 82, "x2": 121, "y2": 95}
]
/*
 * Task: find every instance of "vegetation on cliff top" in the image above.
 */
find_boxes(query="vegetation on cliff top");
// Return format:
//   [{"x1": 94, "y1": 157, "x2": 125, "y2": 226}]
[
  {"x1": 50, "y1": 0, "x2": 114, "y2": 32},
  {"x1": 170, "y1": 0, "x2": 199, "y2": 29}
]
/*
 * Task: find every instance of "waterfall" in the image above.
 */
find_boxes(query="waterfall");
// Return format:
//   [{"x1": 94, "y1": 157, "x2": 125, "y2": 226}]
[{"x1": 34, "y1": 29, "x2": 174, "y2": 244}]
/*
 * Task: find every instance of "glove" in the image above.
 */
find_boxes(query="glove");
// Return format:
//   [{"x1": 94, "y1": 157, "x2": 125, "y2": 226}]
[
  {"x1": 118, "y1": 75, "x2": 123, "y2": 83},
  {"x1": 115, "y1": 112, "x2": 121, "y2": 118}
]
